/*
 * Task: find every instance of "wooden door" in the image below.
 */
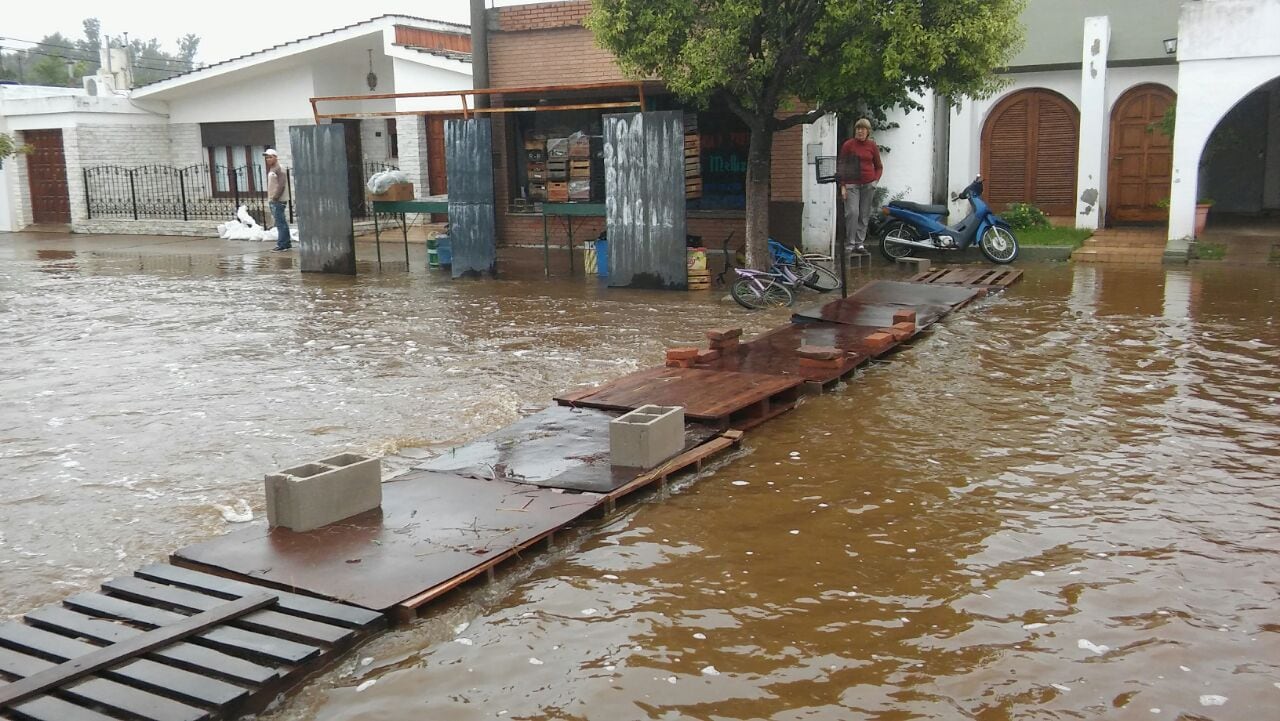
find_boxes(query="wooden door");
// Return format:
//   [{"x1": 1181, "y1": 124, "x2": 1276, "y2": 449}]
[
  {"x1": 426, "y1": 114, "x2": 462, "y2": 221},
  {"x1": 1108, "y1": 84, "x2": 1176, "y2": 224},
  {"x1": 981, "y1": 89, "x2": 1080, "y2": 217},
  {"x1": 25, "y1": 129, "x2": 71, "y2": 224},
  {"x1": 332, "y1": 119, "x2": 365, "y2": 216}
]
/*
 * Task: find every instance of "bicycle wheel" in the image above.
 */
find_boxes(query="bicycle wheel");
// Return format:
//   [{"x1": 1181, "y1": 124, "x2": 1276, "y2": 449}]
[
  {"x1": 800, "y1": 263, "x2": 842, "y2": 292},
  {"x1": 732, "y1": 277, "x2": 793, "y2": 309}
]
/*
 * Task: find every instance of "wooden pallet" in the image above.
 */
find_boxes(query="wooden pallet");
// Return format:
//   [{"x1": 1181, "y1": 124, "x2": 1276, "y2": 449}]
[
  {"x1": 909, "y1": 267, "x2": 1022, "y2": 289},
  {"x1": 0, "y1": 564, "x2": 383, "y2": 721}
]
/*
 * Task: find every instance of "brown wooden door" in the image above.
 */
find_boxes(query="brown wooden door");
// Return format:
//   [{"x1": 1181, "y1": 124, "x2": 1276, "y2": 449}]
[
  {"x1": 426, "y1": 114, "x2": 463, "y2": 221},
  {"x1": 1107, "y1": 84, "x2": 1175, "y2": 224},
  {"x1": 25, "y1": 129, "x2": 71, "y2": 224},
  {"x1": 981, "y1": 89, "x2": 1080, "y2": 217},
  {"x1": 333, "y1": 119, "x2": 365, "y2": 216}
]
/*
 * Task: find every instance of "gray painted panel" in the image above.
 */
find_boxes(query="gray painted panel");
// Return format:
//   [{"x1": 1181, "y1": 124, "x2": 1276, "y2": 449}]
[
  {"x1": 603, "y1": 111, "x2": 687, "y2": 289},
  {"x1": 1011, "y1": 0, "x2": 1179, "y2": 68},
  {"x1": 289, "y1": 125, "x2": 355, "y2": 275},
  {"x1": 445, "y1": 118, "x2": 496, "y2": 278}
]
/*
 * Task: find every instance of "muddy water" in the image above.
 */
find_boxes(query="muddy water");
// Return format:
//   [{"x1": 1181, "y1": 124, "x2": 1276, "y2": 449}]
[{"x1": 2, "y1": 236, "x2": 1278, "y2": 720}]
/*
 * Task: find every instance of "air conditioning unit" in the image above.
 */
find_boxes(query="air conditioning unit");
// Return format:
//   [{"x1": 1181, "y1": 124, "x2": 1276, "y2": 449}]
[{"x1": 83, "y1": 74, "x2": 116, "y2": 96}]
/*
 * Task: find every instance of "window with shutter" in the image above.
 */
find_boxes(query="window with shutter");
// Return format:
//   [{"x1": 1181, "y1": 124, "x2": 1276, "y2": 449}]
[{"x1": 981, "y1": 89, "x2": 1080, "y2": 217}]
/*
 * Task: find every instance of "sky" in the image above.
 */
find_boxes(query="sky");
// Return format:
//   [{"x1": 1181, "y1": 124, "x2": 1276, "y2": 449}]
[{"x1": 4, "y1": 0, "x2": 542, "y2": 66}]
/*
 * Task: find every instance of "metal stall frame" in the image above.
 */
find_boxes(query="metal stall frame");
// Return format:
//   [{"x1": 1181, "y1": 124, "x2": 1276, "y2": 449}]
[{"x1": 310, "y1": 82, "x2": 652, "y2": 275}]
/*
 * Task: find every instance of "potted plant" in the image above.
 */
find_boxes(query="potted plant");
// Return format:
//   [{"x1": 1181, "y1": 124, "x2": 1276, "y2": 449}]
[
  {"x1": 1195, "y1": 198, "x2": 1214, "y2": 236},
  {"x1": 0, "y1": 132, "x2": 34, "y2": 170}
]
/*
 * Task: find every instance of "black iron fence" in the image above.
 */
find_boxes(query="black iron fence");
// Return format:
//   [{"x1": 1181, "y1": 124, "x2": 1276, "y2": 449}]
[{"x1": 83, "y1": 162, "x2": 400, "y2": 224}]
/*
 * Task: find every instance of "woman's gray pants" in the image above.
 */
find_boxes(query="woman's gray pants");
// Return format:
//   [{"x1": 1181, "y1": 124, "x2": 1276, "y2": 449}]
[{"x1": 844, "y1": 183, "x2": 877, "y2": 250}]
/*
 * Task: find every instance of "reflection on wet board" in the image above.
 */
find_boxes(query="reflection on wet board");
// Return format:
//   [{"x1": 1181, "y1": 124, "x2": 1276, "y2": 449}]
[
  {"x1": 909, "y1": 267, "x2": 1023, "y2": 289},
  {"x1": 419, "y1": 405, "x2": 720, "y2": 493}
]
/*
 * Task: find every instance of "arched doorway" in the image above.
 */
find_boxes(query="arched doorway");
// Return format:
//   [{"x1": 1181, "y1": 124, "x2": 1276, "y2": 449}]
[
  {"x1": 981, "y1": 89, "x2": 1080, "y2": 217},
  {"x1": 1107, "y1": 84, "x2": 1176, "y2": 224}
]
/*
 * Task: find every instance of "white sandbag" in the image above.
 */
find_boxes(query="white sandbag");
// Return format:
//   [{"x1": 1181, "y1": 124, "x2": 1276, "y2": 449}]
[{"x1": 236, "y1": 205, "x2": 259, "y2": 228}]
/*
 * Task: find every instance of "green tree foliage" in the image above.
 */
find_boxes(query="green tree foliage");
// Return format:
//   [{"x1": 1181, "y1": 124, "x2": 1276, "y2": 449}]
[
  {"x1": 0, "y1": 18, "x2": 198, "y2": 88},
  {"x1": 587, "y1": 0, "x2": 1026, "y2": 268}
]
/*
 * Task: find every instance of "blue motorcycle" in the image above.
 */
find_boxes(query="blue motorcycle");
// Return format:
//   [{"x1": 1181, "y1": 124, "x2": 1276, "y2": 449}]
[{"x1": 878, "y1": 175, "x2": 1019, "y2": 264}]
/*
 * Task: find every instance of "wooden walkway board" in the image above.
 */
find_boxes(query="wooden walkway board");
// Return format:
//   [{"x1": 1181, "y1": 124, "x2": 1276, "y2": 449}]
[
  {"x1": 792, "y1": 280, "x2": 980, "y2": 325},
  {"x1": 1, "y1": 564, "x2": 381, "y2": 721},
  {"x1": 175, "y1": 472, "x2": 601, "y2": 612},
  {"x1": 910, "y1": 266, "x2": 1023, "y2": 288},
  {"x1": 554, "y1": 367, "x2": 802, "y2": 428},
  {"x1": 419, "y1": 405, "x2": 719, "y2": 493}
]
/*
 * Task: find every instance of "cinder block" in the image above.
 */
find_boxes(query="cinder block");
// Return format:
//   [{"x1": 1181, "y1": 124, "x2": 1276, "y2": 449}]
[
  {"x1": 610, "y1": 405, "x2": 685, "y2": 469},
  {"x1": 665, "y1": 358, "x2": 695, "y2": 368},
  {"x1": 897, "y1": 256, "x2": 930, "y2": 272},
  {"x1": 892, "y1": 310, "x2": 917, "y2": 326},
  {"x1": 892, "y1": 321, "x2": 916, "y2": 339},
  {"x1": 265, "y1": 453, "x2": 382, "y2": 532}
]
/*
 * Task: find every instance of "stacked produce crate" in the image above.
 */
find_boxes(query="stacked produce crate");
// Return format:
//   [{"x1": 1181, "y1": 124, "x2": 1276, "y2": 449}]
[
  {"x1": 568, "y1": 134, "x2": 592, "y2": 201},
  {"x1": 546, "y1": 137, "x2": 570, "y2": 202},
  {"x1": 684, "y1": 112, "x2": 702, "y2": 200},
  {"x1": 526, "y1": 138, "x2": 547, "y2": 202}
]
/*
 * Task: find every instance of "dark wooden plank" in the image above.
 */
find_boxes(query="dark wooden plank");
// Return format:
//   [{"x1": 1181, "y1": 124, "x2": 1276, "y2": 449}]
[
  {"x1": 63, "y1": 593, "x2": 320, "y2": 665},
  {"x1": 0, "y1": 620, "x2": 252, "y2": 709},
  {"x1": 8, "y1": 694, "x2": 121, "y2": 721},
  {"x1": 103, "y1": 578, "x2": 351, "y2": 646},
  {"x1": 0, "y1": 646, "x2": 206, "y2": 721},
  {"x1": 138, "y1": 564, "x2": 383, "y2": 631},
  {"x1": 556, "y1": 367, "x2": 801, "y2": 421},
  {"x1": 24, "y1": 606, "x2": 278, "y2": 686}
]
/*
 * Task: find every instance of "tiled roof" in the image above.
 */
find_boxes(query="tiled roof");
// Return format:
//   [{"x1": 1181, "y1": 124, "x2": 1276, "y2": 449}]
[{"x1": 134, "y1": 14, "x2": 469, "y2": 90}]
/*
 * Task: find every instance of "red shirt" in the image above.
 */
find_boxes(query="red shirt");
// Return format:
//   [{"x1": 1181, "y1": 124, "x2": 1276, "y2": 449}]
[{"x1": 839, "y1": 137, "x2": 883, "y2": 185}]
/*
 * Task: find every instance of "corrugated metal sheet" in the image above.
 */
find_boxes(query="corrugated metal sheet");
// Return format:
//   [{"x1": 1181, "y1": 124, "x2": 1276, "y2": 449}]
[
  {"x1": 289, "y1": 125, "x2": 356, "y2": 275},
  {"x1": 445, "y1": 118, "x2": 497, "y2": 278},
  {"x1": 603, "y1": 111, "x2": 687, "y2": 289}
]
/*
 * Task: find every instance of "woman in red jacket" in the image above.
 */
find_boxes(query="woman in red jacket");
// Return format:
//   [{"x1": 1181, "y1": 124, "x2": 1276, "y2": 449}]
[{"x1": 839, "y1": 118, "x2": 883, "y2": 254}]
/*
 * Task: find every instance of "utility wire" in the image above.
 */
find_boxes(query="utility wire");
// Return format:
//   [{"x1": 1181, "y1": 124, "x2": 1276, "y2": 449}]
[
  {"x1": 0, "y1": 34, "x2": 197, "y2": 67},
  {"x1": 0, "y1": 44, "x2": 187, "y2": 75}
]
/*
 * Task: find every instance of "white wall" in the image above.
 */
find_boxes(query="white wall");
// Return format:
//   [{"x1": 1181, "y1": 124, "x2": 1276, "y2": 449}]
[
  {"x1": 875, "y1": 93, "x2": 937, "y2": 206},
  {"x1": 391, "y1": 59, "x2": 471, "y2": 113},
  {"x1": 165, "y1": 63, "x2": 317, "y2": 125},
  {"x1": 1168, "y1": 0, "x2": 1280, "y2": 244}
]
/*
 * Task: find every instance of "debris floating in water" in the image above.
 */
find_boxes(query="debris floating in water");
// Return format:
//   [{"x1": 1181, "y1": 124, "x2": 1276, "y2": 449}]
[
  {"x1": 528, "y1": 657, "x2": 543, "y2": 665},
  {"x1": 356, "y1": 679, "x2": 376, "y2": 692},
  {"x1": 214, "y1": 499, "x2": 253, "y2": 523},
  {"x1": 1199, "y1": 695, "x2": 1227, "y2": 707},
  {"x1": 1077, "y1": 639, "x2": 1109, "y2": 655},
  {"x1": 701, "y1": 666, "x2": 720, "y2": 676},
  {"x1": 692, "y1": 632, "x2": 706, "y2": 640}
]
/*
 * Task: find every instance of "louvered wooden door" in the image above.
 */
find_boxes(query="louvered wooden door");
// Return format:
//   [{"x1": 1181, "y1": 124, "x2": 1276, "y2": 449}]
[
  {"x1": 981, "y1": 90, "x2": 1079, "y2": 217},
  {"x1": 25, "y1": 129, "x2": 71, "y2": 224},
  {"x1": 1107, "y1": 84, "x2": 1175, "y2": 224},
  {"x1": 426, "y1": 114, "x2": 462, "y2": 221}
]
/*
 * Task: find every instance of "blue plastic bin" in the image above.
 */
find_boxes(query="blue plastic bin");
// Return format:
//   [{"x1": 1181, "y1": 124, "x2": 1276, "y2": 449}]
[
  {"x1": 437, "y1": 236, "x2": 453, "y2": 267},
  {"x1": 595, "y1": 239, "x2": 609, "y2": 277}
]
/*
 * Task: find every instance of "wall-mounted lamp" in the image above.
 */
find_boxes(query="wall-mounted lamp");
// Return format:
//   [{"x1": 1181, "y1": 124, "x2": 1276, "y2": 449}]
[
  {"x1": 1163, "y1": 37, "x2": 1178, "y2": 55},
  {"x1": 366, "y1": 49, "x2": 378, "y2": 91}
]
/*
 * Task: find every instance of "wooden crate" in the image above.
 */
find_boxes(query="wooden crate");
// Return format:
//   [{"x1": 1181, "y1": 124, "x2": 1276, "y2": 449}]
[
  {"x1": 368, "y1": 182, "x2": 414, "y2": 202},
  {"x1": 547, "y1": 181, "x2": 569, "y2": 203}
]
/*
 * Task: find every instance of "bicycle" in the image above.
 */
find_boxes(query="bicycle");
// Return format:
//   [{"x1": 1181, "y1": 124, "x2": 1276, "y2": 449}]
[
  {"x1": 768, "y1": 239, "x2": 842, "y2": 292},
  {"x1": 731, "y1": 267, "x2": 795, "y2": 309}
]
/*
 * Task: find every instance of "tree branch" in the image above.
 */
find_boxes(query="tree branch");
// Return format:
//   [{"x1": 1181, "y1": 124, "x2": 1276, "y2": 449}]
[{"x1": 774, "y1": 108, "x2": 830, "y2": 131}]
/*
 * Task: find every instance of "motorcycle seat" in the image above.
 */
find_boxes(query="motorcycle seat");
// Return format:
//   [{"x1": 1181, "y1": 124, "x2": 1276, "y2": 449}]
[{"x1": 889, "y1": 200, "x2": 949, "y2": 216}]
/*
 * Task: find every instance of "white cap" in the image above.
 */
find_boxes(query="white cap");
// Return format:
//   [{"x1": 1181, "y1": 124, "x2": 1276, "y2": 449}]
[{"x1": 263, "y1": 149, "x2": 279, "y2": 157}]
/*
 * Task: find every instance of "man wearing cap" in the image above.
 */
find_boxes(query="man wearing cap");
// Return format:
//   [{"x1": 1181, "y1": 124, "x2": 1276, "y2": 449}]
[{"x1": 264, "y1": 149, "x2": 291, "y2": 251}]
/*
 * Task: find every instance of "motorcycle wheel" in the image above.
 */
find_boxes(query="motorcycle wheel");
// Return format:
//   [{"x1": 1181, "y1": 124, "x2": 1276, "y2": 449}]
[
  {"x1": 979, "y1": 226, "x2": 1019, "y2": 264},
  {"x1": 880, "y1": 221, "x2": 917, "y2": 261}
]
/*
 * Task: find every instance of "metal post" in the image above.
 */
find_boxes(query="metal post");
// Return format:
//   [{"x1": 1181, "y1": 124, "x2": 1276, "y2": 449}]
[
  {"x1": 128, "y1": 169, "x2": 138, "y2": 220},
  {"x1": 83, "y1": 168, "x2": 92, "y2": 220},
  {"x1": 179, "y1": 172, "x2": 188, "y2": 221},
  {"x1": 287, "y1": 171, "x2": 294, "y2": 223},
  {"x1": 838, "y1": 224, "x2": 847, "y2": 299}
]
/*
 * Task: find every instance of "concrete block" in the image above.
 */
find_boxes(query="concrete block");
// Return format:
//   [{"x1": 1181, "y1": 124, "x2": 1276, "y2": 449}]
[
  {"x1": 265, "y1": 452, "x2": 382, "y2": 532},
  {"x1": 892, "y1": 321, "x2": 916, "y2": 339},
  {"x1": 665, "y1": 347, "x2": 700, "y2": 361},
  {"x1": 892, "y1": 309, "x2": 917, "y2": 326},
  {"x1": 897, "y1": 256, "x2": 930, "y2": 272},
  {"x1": 796, "y1": 345, "x2": 842, "y2": 360},
  {"x1": 705, "y1": 327, "x2": 743, "y2": 342},
  {"x1": 695, "y1": 349, "x2": 721, "y2": 364},
  {"x1": 864, "y1": 331, "x2": 896, "y2": 355},
  {"x1": 665, "y1": 358, "x2": 695, "y2": 368},
  {"x1": 610, "y1": 405, "x2": 685, "y2": 469}
]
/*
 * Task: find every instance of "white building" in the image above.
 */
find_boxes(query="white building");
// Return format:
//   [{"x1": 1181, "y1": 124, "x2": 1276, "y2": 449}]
[
  {"x1": 809, "y1": 0, "x2": 1279, "y2": 261},
  {"x1": 0, "y1": 15, "x2": 472, "y2": 234}
]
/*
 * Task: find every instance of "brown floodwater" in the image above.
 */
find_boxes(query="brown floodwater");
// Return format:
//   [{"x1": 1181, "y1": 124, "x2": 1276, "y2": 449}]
[{"x1": 1, "y1": 235, "x2": 1277, "y2": 721}]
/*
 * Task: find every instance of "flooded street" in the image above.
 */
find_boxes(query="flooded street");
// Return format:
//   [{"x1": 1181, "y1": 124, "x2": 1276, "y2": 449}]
[{"x1": 2, "y1": 234, "x2": 1278, "y2": 720}]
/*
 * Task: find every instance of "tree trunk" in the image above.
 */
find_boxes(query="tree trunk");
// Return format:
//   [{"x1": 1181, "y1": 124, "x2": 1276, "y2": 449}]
[{"x1": 744, "y1": 125, "x2": 774, "y2": 270}]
